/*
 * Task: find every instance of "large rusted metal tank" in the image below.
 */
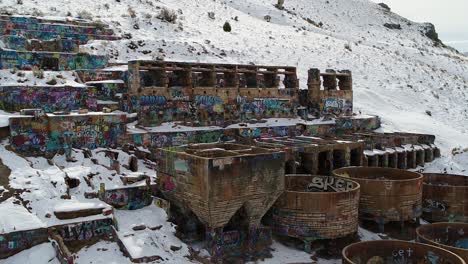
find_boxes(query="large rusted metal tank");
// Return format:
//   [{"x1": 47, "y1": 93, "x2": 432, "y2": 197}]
[
  {"x1": 422, "y1": 173, "x2": 468, "y2": 222},
  {"x1": 343, "y1": 240, "x2": 465, "y2": 264},
  {"x1": 270, "y1": 175, "x2": 360, "y2": 246},
  {"x1": 417, "y1": 222, "x2": 468, "y2": 261},
  {"x1": 332, "y1": 167, "x2": 423, "y2": 223}
]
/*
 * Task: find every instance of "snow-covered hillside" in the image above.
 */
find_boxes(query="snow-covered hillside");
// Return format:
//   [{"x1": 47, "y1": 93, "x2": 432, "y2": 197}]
[
  {"x1": 2, "y1": 0, "x2": 466, "y2": 162},
  {"x1": 1, "y1": 0, "x2": 468, "y2": 263}
]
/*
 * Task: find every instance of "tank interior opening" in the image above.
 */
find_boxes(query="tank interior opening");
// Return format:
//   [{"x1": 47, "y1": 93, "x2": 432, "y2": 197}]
[
  {"x1": 388, "y1": 154, "x2": 396, "y2": 168},
  {"x1": 377, "y1": 155, "x2": 386, "y2": 167},
  {"x1": 424, "y1": 149, "x2": 433, "y2": 162},
  {"x1": 333, "y1": 149, "x2": 347, "y2": 169},
  {"x1": 397, "y1": 153, "x2": 406, "y2": 169},
  {"x1": 350, "y1": 148, "x2": 362, "y2": 166},
  {"x1": 367, "y1": 155, "x2": 378, "y2": 167},
  {"x1": 416, "y1": 150, "x2": 424, "y2": 166},
  {"x1": 318, "y1": 151, "x2": 331, "y2": 175},
  {"x1": 407, "y1": 152, "x2": 415, "y2": 168},
  {"x1": 142, "y1": 69, "x2": 165, "y2": 87}
]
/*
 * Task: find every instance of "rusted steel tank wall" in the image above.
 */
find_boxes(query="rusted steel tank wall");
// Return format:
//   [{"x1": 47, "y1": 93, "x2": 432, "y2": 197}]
[
  {"x1": 417, "y1": 223, "x2": 468, "y2": 261},
  {"x1": 422, "y1": 173, "x2": 468, "y2": 222},
  {"x1": 333, "y1": 167, "x2": 423, "y2": 222},
  {"x1": 343, "y1": 240, "x2": 465, "y2": 264},
  {"x1": 271, "y1": 175, "x2": 360, "y2": 240}
]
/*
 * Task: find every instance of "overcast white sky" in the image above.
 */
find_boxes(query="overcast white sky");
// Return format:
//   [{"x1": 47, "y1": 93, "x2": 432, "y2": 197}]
[{"x1": 371, "y1": 0, "x2": 468, "y2": 52}]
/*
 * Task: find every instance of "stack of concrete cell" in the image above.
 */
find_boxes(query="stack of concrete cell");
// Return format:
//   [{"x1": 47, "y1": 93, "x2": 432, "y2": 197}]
[
  {"x1": 270, "y1": 175, "x2": 360, "y2": 251},
  {"x1": 155, "y1": 143, "x2": 285, "y2": 259},
  {"x1": 422, "y1": 173, "x2": 468, "y2": 222},
  {"x1": 417, "y1": 222, "x2": 468, "y2": 261},
  {"x1": 254, "y1": 136, "x2": 364, "y2": 175},
  {"x1": 333, "y1": 167, "x2": 423, "y2": 230},
  {"x1": 127, "y1": 60, "x2": 299, "y2": 127},
  {"x1": 343, "y1": 240, "x2": 465, "y2": 264},
  {"x1": 0, "y1": 15, "x2": 116, "y2": 71},
  {"x1": 306, "y1": 68, "x2": 353, "y2": 117},
  {"x1": 342, "y1": 132, "x2": 440, "y2": 169}
]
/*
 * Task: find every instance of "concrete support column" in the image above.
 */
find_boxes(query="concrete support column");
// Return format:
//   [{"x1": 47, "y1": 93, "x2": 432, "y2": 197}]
[{"x1": 206, "y1": 227, "x2": 224, "y2": 263}]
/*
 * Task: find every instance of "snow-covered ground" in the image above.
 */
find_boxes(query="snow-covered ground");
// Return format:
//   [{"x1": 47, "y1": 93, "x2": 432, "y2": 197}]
[{"x1": 0, "y1": 0, "x2": 467, "y2": 263}]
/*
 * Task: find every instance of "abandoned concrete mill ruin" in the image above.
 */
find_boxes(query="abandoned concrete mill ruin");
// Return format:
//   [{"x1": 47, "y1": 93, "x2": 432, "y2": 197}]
[{"x1": 1, "y1": 14, "x2": 466, "y2": 264}]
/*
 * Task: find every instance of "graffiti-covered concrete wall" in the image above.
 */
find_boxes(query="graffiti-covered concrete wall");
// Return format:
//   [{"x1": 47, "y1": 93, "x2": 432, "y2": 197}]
[
  {"x1": 99, "y1": 185, "x2": 153, "y2": 210},
  {"x1": 127, "y1": 60, "x2": 299, "y2": 127},
  {"x1": 0, "y1": 86, "x2": 97, "y2": 112},
  {"x1": 307, "y1": 69, "x2": 353, "y2": 116},
  {"x1": 2, "y1": 35, "x2": 78, "y2": 52},
  {"x1": 53, "y1": 218, "x2": 114, "y2": 242},
  {"x1": 10, "y1": 113, "x2": 127, "y2": 155},
  {"x1": 0, "y1": 228, "x2": 48, "y2": 259},
  {"x1": 0, "y1": 15, "x2": 118, "y2": 46},
  {"x1": 0, "y1": 50, "x2": 107, "y2": 70}
]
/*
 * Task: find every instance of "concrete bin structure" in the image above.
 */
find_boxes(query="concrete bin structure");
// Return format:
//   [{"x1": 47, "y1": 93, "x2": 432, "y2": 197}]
[
  {"x1": 333, "y1": 167, "x2": 423, "y2": 229},
  {"x1": 155, "y1": 143, "x2": 285, "y2": 259},
  {"x1": 417, "y1": 222, "x2": 468, "y2": 262},
  {"x1": 422, "y1": 173, "x2": 468, "y2": 222},
  {"x1": 342, "y1": 240, "x2": 465, "y2": 264},
  {"x1": 270, "y1": 175, "x2": 360, "y2": 252}
]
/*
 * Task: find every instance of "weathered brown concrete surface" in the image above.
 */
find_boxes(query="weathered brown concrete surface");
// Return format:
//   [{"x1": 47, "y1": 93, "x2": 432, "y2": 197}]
[
  {"x1": 156, "y1": 143, "x2": 285, "y2": 228},
  {"x1": 271, "y1": 175, "x2": 360, "y2": 243},
  {"x1": 343, "y1": 240, "x2": 465, "y2": 264},
  {"x1": 333, "y1": 167, "x2": 423, "y2": 223},
  {"x1": 417, "y1": 222, "x2": 468, "y2": 262},
  {"x1": 254, "y1": 136, "x2": 364, "y2": 175},
  {"x1": 422, "y1": 173, "x2": 468, "y2": 222}
]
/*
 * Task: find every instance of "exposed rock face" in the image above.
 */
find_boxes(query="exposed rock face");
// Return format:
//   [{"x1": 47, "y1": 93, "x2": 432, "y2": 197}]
[
  {"x1": 422, "y1": 23, "x2": 440, "y2": 42},
  {"x1": 378, "y1": 3, "x2": 391, "y2": 11},
  {"x1": 384, "y1": 23, "x2": 401, "y2": 30}
]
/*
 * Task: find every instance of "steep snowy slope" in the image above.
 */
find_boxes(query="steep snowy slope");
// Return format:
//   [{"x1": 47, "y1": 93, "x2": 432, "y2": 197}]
[{"x1": 2, "y1": 0, "x2": 466, "y2": 163}]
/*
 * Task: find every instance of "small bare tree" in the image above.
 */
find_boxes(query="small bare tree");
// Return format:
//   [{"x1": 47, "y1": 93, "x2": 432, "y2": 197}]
[{"x1": 276, "y1": 0, "x2": 285, "y2": 9}]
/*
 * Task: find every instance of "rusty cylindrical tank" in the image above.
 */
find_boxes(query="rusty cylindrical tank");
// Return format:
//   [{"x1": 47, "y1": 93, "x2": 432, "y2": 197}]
[
  {"x1": 270, "y1": 175, "x2": 360, "y2": 242},
  {"x1": 417, "y1": 222, "x2": 468, "y2": 261},
  {"x1": 422, "y1": 173, "x2": 468, "y2": 222},
  {"x1": 343, "y1": 240, "x2": 465, "y2": 264},
  {"x1": 332, "y1": 167, "x2": 423, "y2": 223}
]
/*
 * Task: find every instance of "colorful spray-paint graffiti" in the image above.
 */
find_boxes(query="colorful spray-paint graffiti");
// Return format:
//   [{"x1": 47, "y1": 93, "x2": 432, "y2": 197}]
[
  {"x1": 101, "y1": 186, "x2": 152, "y2": 210},
  {"x1": 320, "y1": 97, "x2": 352, "y2": 116},
  {"x1": 10, "y1": 114, "x2": 126, "y2": 154},
  {"x1": 0, "y1": 86, "x2": 97, "y2": 112},
  {"x1": 0, "y1": 229, "x2": 48, "y2": 258},
  {"x1": 55, "y1": 219, "x2": 113, "y2": 241},
  {"x1": 0, "y1": 50, "x2": 107, "y2": 70},
  {"x1": 2, "y1": 35, "x2": 77, "y2": 52},
  {"x1": 134, "y1": 95, "x2": 297, "y2": 127},
  {"x1": 0, "y1": 16, "x2": 118, "y2": 45},
  {"x1": 76, "y1": 69, "x2": 128, "y2": 83}
]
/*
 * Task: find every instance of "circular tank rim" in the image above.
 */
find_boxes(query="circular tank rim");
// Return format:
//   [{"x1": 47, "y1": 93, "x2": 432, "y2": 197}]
[
  {"x1": 423, "y1": 173, "x2": 468, "y2": 189},
  {"x1": 416, "y1": 222, "x2": 468, "y2": 253},
  {"x1": 342, "y1": 240, "x2": 466, "y2": 264},
  {"x1": 284, "y1": 174, "x2": 361, "y2": 194},
  {"x1": 332, "y1": 166, "x2": 423, "y2": 182}
]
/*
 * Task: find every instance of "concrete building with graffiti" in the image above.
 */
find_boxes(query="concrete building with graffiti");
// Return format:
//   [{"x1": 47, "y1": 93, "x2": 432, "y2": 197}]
[
  {"x1": 0, "y1": 85, "x2": 97, "y2": 112},
  {"x1": 9, "y1": 112, "x2": 126, "y2": 155}
]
